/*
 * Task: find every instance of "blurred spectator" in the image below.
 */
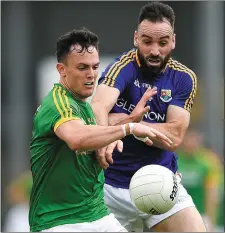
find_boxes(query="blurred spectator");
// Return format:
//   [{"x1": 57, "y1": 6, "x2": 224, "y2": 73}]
[
  {"x1": 3, "y1": 170, "x2": 32, "y2": 232},
  {"x1": 177, "y1": 129, "x2": 224, "y2": 232}
]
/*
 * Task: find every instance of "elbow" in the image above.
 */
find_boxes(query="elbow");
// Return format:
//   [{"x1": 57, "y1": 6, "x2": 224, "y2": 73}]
[
  {"x1": 68, "y1": 138, "x2": 83, "y2": 151},
  {"x1": 69, "y1": 142, "x2": 79, "y2": 152}
]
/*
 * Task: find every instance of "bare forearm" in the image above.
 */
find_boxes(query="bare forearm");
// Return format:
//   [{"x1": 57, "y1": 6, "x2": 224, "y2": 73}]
[
  {"x1": 72, "y1": 125, "x2": 125, "y2": 151},
  {"x1": 108, "y1": 113, "x2": 131, "y2": 126},
  {"x1": 141, "y1": 121, "x2": 184, "y2": 151},
  {"x1": 141, "y1": 121, "x2": 180, "y2": 141}
]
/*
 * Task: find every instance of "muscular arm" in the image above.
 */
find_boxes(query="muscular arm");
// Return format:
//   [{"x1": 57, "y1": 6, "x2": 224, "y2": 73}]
[
  {"x1": 55, "y1": 119, "x2": 125, "y2": 151},
  {"x1": 108, "y1": 105, "x2": 190, "y2": 151},
  {"x1": 55, "y1": 119, "x2": 169, "y2": 152},
  {"x1": 141, "y1": 105, "x2": 190, "y2": 151}
]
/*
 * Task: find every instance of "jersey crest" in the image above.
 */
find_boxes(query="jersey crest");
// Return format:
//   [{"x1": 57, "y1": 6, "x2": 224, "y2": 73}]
[{"x1": 160, "y1": 89, "x2": 172, "y2": 102}]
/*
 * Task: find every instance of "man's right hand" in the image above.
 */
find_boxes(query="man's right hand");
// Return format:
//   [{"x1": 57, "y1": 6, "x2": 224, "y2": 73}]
[{"x1": 130, "y1": 87, "x2": 157, "y2": 122}]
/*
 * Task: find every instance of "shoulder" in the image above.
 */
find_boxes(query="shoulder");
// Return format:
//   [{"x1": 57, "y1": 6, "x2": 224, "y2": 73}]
[
  {"x1": 37, "y1": 85, "x2": 79, "y2": 116},
  {"x1": 114, "y1": 48, "x2": 138, "y2": 64},
  {"x1": 99, "y1": 49, "x2": 139, "y2": 87},
  {"x1": 104, "y1": 48, "x2": 138, "y2": 75},
  {"x1": 166, "y1": 58, "x2": 197, "y2": 83},
  {"x1": 165, "y1": 59, "x2": 197, "y2": 96}
]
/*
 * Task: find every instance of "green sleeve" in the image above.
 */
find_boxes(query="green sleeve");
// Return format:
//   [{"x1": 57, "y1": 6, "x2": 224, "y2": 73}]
[{"x1": 51, "y1": 86, "x2": 81, "y2": 131}]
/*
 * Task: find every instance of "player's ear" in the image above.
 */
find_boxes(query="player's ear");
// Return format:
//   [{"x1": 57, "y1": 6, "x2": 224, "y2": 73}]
[
  {"x1": 134, "y1": 30, "x2": 138, "y2": 47},
  {"x1": 56, "y1": 63, "x2": 66, "y2": 77},
  {"x1": 172, "y1": 33, "x2": 176, "y2": 50}
]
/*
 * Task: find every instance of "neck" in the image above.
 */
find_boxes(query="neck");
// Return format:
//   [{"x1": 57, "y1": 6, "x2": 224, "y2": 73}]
[{"x1": 59, "y1": 79, "x2": 87, "y2": 102}]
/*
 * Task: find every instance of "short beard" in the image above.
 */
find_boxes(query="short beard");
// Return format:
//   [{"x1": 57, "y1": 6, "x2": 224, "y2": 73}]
[{"x1": 138, "y1": 50, "x2": 172, "y2": 81}]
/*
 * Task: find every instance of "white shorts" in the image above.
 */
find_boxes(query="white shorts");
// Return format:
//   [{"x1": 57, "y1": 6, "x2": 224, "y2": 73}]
[
  {"x1": 104, "y1": 175, "x2": 195, "y2": 231},
  {"x1": 41, "y1": 213, "x2": 127, "y2": 232}
]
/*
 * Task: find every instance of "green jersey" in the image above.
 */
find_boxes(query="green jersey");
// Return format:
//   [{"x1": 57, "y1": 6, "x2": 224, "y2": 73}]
[
  {"x1": 178, "y1": 148, "x2": 222, "y2": 216},
  {"x1": 29, "y1": 83, "x2": 108, "y2": 232}
]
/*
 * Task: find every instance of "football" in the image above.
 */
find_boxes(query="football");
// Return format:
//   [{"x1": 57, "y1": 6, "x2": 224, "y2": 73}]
[{"x1": 129, "y1": 165, "x2": 180, "y2": 215}]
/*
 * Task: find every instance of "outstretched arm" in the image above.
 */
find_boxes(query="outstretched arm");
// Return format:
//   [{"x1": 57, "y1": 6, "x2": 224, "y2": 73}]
[
  {"x1": 55, "y1": 119, "x2": 172, "y2": 152},
  {"x1": 108, "y1": 105, "x2": 190, "y2": 151},
  {"x1": 55, "y1": 119, "x2": 125, "y2": 151}
]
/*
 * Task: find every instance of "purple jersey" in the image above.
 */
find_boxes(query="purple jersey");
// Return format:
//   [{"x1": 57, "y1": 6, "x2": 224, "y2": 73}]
[{"x1": 98, "y1": 48, "x2": 197, "y2": 189}]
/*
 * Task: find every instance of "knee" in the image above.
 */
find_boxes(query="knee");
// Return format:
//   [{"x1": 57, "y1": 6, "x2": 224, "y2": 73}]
[{"x1": 152, "y1": 207, "x2": 207, "y2": 232}]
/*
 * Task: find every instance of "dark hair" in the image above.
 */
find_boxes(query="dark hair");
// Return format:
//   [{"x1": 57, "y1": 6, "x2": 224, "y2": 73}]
[
  {"x1": 138, "y1": 2, "x2": 175, "y2": 29},
  {"x1": 56, "y1": 27, "x2": 99, "y2": 62}
]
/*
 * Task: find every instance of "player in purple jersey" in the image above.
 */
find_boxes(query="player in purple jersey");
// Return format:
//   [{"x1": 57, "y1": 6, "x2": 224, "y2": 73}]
[{"x1": 91, "y1": 2, "x2": 206, "y2": 232}]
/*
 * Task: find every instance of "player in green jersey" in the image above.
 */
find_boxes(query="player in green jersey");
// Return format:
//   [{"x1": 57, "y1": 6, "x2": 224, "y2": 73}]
[
  {"x1": 29, "y1": 28, "x2": 172, "y2": 232},
  {"x1": 178, "y1": 130, "x2": 223, "y2": 231}
]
